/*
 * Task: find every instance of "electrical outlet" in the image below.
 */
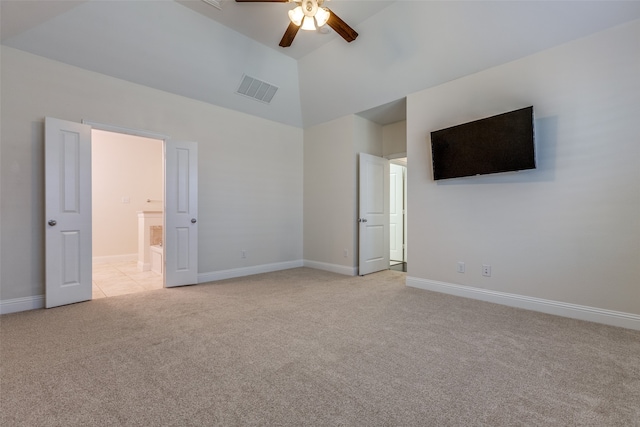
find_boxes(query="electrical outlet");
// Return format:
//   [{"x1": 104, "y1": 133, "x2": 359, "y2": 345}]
[
  {"x1": 457, "y1": 262, "x2": 465, "y2": 273},
  {"x1": 482, "y1": 264, "x2": 491, "y2": 277},
  {"x1": 343, "y1": 249, "x2": 349, "y2": 258},
  {"x1": 241, "y1": 250, "x2": 246, "y2": 259}
]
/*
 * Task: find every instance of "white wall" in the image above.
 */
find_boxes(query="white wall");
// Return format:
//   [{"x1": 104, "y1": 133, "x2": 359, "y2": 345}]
[
  {"x1": 406, "y1": 21, "x2": 640, "y2": 316},
  {"x1": 0, "y1": 46, "x2": 303, "y2": 301},
  {"x1": 303, "y1": 116, "x2": 355, "y2": 273},
  {"x1": 382, "y1": 121, "x2": 407, "y2": 158},
  {"x1": 2, "y1": 0, "x2": 303, "y2": 127},
  {"x1": 298, "y1": 3, "x2": 640, "y2": 128},
  {"x1": 92, "y1": 130, "x2": 163, "y2": 259},
  {"x1": 303, "y1": 115, "x2": 382, "y2": 274}
]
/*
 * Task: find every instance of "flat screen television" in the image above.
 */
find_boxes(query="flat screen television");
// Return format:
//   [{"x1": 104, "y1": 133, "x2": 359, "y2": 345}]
[{"x1": 430, "y1": 106, "x2": 535, "y2": 180}]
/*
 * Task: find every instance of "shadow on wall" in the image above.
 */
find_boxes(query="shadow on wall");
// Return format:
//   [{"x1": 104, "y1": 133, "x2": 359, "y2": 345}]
[{"x1": 35, "y1": 120, "x2": 46, "y2": 295}]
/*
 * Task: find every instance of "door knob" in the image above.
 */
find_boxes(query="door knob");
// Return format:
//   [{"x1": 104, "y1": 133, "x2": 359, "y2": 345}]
[
  {"x1": 191, "y1": 218, "x2": 197, "y2": 224},
  {"x1": 48, "y1": 220, "x2": 57, "y2": 226}
]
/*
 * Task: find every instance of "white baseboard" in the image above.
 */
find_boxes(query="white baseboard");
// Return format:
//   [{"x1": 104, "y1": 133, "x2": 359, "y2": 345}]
[
  {"x1": 303, "y1": 260, "x2": 357, "y2": 276},
  {"x1": 1, "y1": 260, "x2": 342, "y2": 314},
  {"x1": 406, "y1": 277, "x2": 640, "y2": 331},
  {"x1": 0, "y1": 295, "x2": 45, "y2": 315},
  {"x1": 93, "y1": 253, "x2": 137, "y2": 264},
  {"x1": 198, "y1": 260, "x2": 304, "y2": 283}
]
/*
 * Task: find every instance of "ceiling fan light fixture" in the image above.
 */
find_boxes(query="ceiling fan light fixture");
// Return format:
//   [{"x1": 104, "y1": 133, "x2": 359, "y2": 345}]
[
  {"x1": 300, "y1": 15, "x2": 316, "y2": 31},
  {"x1": 288, "y1": 6, "x2": 304, "y2": 27},
  {"x1": 287, "y1": 0, "x2": 328, "y2": 31},
  {"x1": 315, "y1": 7, "x2": 330, "y2": 27},
  {"x1": 255, "y1": 0, "x2": 357, "y2": 47}
]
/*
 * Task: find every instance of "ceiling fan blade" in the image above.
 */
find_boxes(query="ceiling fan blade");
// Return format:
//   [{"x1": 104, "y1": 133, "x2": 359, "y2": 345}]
[
  {"x1": 325, "y1": 8, "x2": 358, "y2": 42},
  {"x1": 279, "y1": 22, "x2": 300, "y2": 47}
]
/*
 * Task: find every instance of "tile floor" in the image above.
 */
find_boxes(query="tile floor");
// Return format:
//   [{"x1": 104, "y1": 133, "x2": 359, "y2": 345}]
[
  {"x1": 92, "y1": 261, "x2": 163, "y2": 299},
  {"x1": 390, "y1": 261, "x2": 407, "y2": 272}
]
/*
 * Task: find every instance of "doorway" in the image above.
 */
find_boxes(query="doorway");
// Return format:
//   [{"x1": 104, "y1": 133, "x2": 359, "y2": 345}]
[
  {"x1": 390, "y1": 158, "x2": 407, "y2": 272},
  {"x1": 91, "y1": 129, "x2": 164, "y2": 298},
  {"x1": 45, "y1": 117, "x2": 199, "y2": 308}
]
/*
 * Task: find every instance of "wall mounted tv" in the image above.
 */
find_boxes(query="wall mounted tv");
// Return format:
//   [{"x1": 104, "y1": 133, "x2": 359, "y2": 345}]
[{"x1": 430, "y1": 106, "x2": 535, "y2": 180}]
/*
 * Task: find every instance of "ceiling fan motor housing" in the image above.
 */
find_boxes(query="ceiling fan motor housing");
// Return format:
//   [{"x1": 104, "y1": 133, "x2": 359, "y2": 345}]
[{"x1": 302, "y1": 0, "x2": 318, "y2": 17}]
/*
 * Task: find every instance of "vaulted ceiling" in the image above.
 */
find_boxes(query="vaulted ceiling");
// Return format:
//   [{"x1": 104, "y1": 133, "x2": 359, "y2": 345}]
[{"x1": 2, "y1": 0, "x2": 640, "y2": 128}]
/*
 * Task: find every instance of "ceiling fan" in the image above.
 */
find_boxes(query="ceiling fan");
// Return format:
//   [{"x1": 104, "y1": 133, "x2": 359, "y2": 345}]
[{"x1": 236, "y1": 0, "x2": 358, "y2": 47}]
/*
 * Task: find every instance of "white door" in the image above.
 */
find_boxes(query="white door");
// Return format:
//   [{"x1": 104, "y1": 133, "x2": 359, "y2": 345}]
[
  {"x1": 403, "y1": 163, "x2": 408, "y2": 265},
  {"x1": 165, "y1": 140, "x2": 198, "y2": 287},
  {"x1": 45, "y1": 117, "x2": 92, "y2": 308},
  {"x1": 358, "y1": 153, "x2": 390, "y2": 276},
  {"x1": 390, "y1": 163, "x2": 405, "y2": 262}
]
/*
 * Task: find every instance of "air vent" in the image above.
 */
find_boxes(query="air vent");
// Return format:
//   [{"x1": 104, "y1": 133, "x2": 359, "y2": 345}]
[{"x1": 236, "y1": 75, "x2": 278, "y2": 104}]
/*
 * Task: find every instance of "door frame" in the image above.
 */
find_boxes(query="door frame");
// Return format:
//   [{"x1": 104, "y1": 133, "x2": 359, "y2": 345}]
[
  {"x1": 358, "y1": 153, "x2": 390, "y2": 276},
  {"x1": 83, "y1": 120, "x2": 170, "y2": 286},
  {"x1": 82, "y1": 120, "x2": 168, "y2": 287}
]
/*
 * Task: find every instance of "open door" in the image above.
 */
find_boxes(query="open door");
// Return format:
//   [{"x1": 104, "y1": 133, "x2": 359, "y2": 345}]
[
  {"x1": 45, "y1": 117, "x2": 92, "y2": 308},
  {"x1": 358, "y1": 153, "x2": 390, "y2": 276},
  {"x1": 390, "y1": 163, "x2": 405, "y2": 263},
  {"x1": 164, "y1": 140, "x2": 198, "y2": 287}
]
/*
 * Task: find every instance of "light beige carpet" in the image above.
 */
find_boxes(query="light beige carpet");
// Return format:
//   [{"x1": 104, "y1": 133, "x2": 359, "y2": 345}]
[{"x1": 1, "y1": 268, "x2": 639, "y2": 426}]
